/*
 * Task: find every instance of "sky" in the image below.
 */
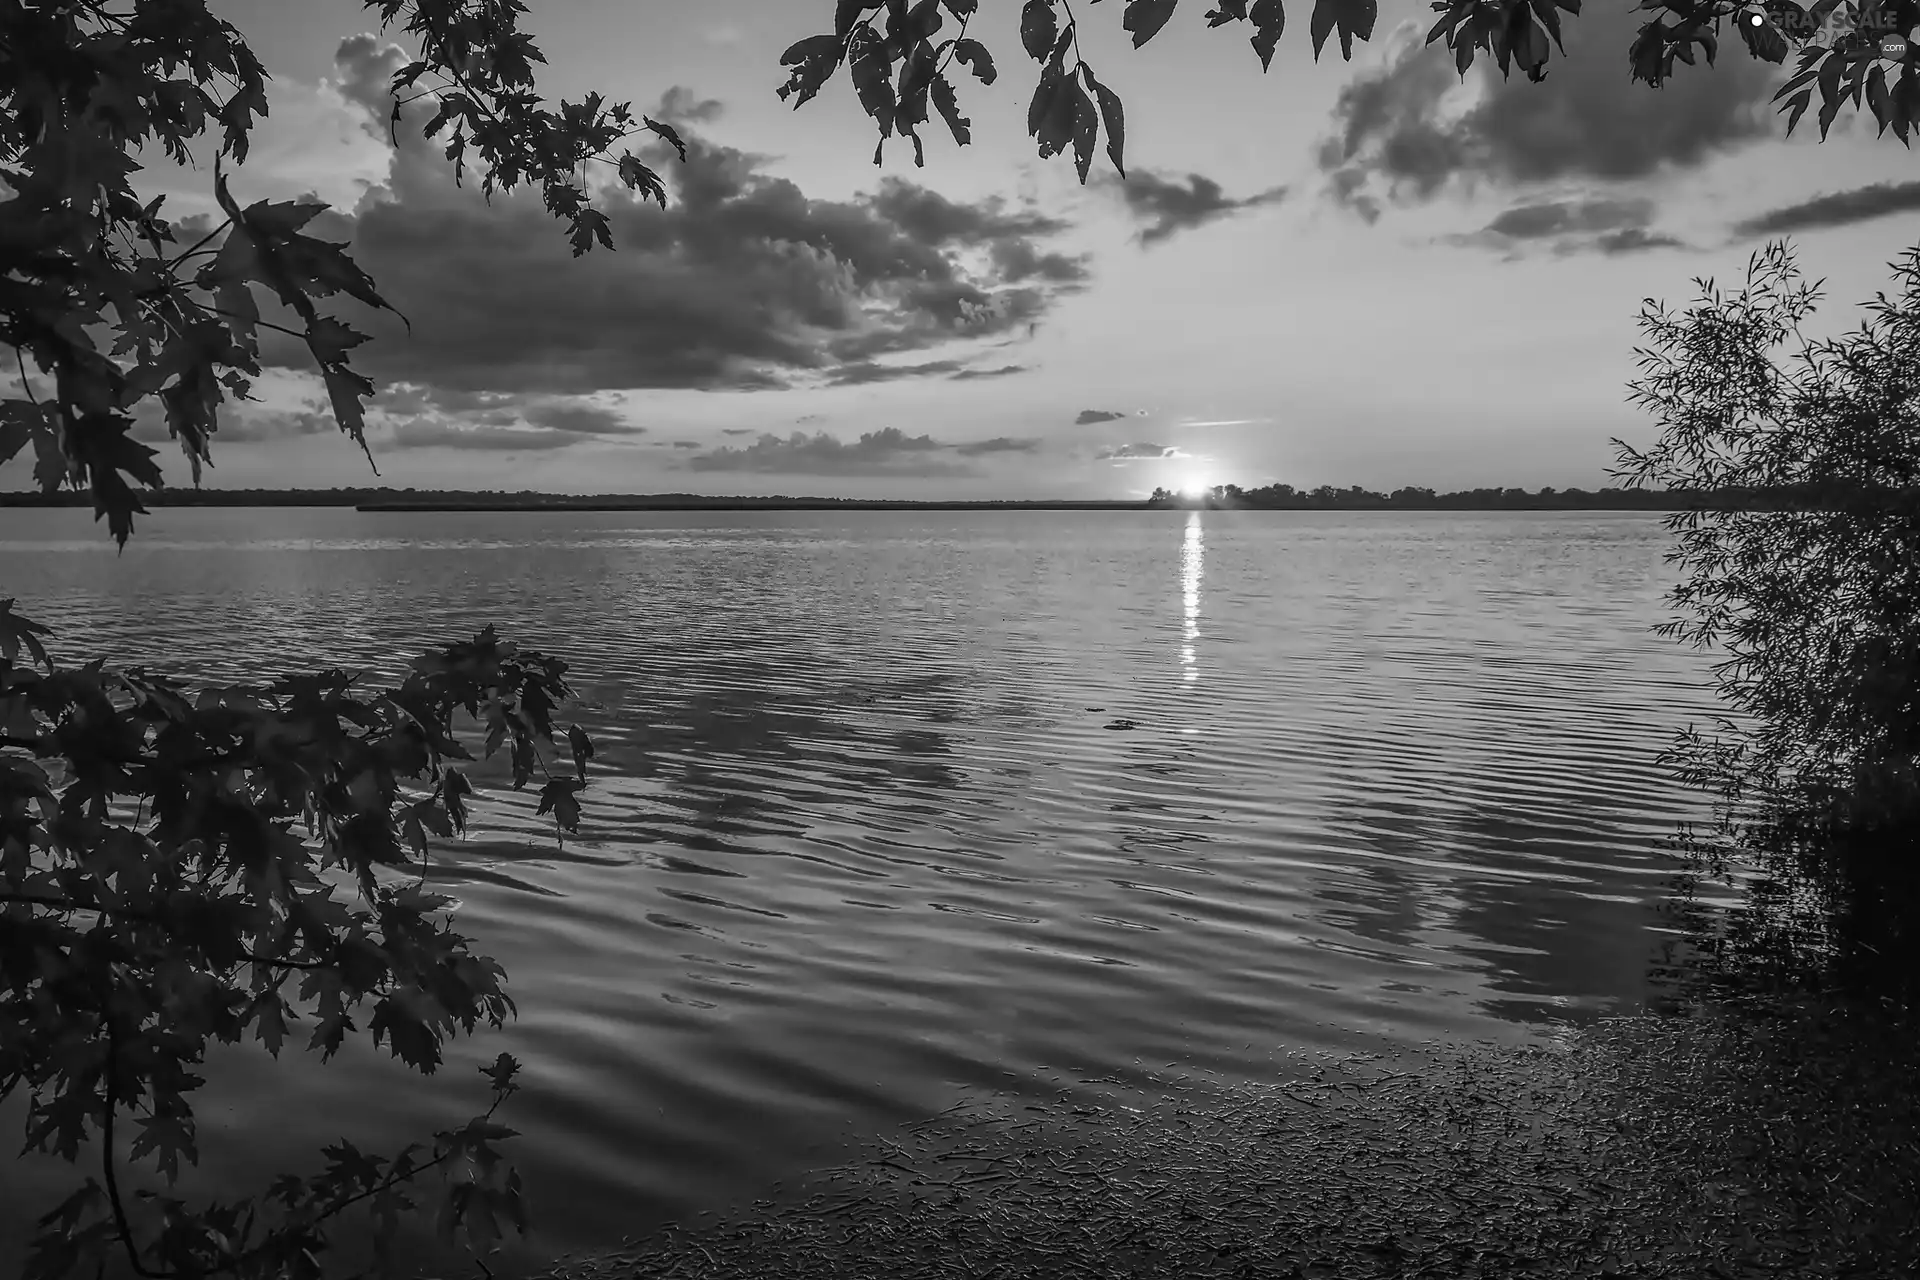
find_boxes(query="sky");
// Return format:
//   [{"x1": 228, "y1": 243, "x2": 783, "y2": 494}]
[{"x1": 5, "y1": 0, "x2": 1919, "y2": 498}]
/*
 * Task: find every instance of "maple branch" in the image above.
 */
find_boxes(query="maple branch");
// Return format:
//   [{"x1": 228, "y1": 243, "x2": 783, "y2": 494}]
[
  {"x1": 166, "y1": 219, "x2": 231, "y2": 272},
  {"x1": 0, "y1": 890, "x2": 143, "y2": 916},
  {"x1": 205, "y1": 1082, "x2": 518, "y2": 1278},
  {"x1": 14, "y1": 346, "x2": 41, "y2": 406},
  {"x1": 205, "y1": 307, "x2": 307, "y2": 341},
  {"x1": 0, "y1": 895, "x2": 334, "y2": 974},
  {"x1": 102, "y1": 1013, "x2": 169, "y2": 1280},
  {"x1": 241, "y1": 949, "x2": 335, "y2": 972}
]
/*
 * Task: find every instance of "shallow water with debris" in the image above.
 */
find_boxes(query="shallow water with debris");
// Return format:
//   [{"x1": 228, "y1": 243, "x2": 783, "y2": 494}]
[{"x1": 539, "y1": 998, "x2": 1917, "y2": 1279}]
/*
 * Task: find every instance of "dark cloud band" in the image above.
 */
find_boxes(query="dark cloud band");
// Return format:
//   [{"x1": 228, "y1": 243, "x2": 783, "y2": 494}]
[
  {"x1": 281, "y1": 36, "x2": 1091, "y2": 407},
  {"x1": 1319, "y1": 12, "x2": 1778, "y2": 218},
  {"x1": 1732, "y1": 180, "x2": 1920, "y2": 237}
]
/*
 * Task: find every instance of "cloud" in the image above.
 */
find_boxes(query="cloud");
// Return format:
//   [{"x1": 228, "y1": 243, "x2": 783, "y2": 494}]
[
  {"x1": 1075, "y1": 409, "x2": 1129, "y2": 425},
  {"x1": 387, "y1": 421, "x2": 578, "y2": 451},
  {"x1": 866, "y1": 181, "x2": 1075, "y2": 248},
  {"x1": 268, "y1": 40, "x2": 1091, "y2": 402},
  {"x1": 222, "y1": 407, "x2": 336, "y2": 442},
  {"x1": 358, "y1": 383, "x2": 640, "y2": 450},
  {"x1": 1443, "y1": 197, "x2": 1682, "y2": 256},
  {"x1": 1483, "y1": 197, "x2": 1653, "y2": 240},
  {"x1": 1731, "y1": 180, "x2": 1920, "y2": 238},
  {"x1": 671, "y1": 439, "x2": 702, "y2": 449},
  {"x1": 988, "y1": 237, "x2": 1094, "y2": 282},
  {"x1": 373, "y1": 384, "x2": 520, "y2": 418},
  {"x1": 827, "y1": 358, "x2": 964, "y2": 386},
  {"x1": 948, "y1": 364, "x2": 1026, "y2": 381},
  {"x1": 522, "y1": 402, "x2": 640, "y2": 435},
  {"x1": 720, "y1": 427, "x2": 754, "y2": 435},
  {"x1": 1319, "y1": 10, "x2": 1778, "y2": 216},
  {"x1": 1101, "y1": 170, "x2": 1287, "y2": 245},
  {"x1": 1097, "y1": 442, "x2": 1180, "y2": 460},
  {"x1": 686, "y1": 427, "x2": 975, "y2": 476},
  {"x1": 131, "y1": 404, "x2": 334, "y2": 445},
  {"x1": 1585, "y1": 226, "x2": 1686, "y2": 255},
  {"x1": 826, "y1": 355, "x2": 1036, "y2": 384},
  {"x1": 955, "y1": 436, "x2": 1041, "y2": 456},
  {"x1": 653, "y1": 86, "x2": 724, "y2": 124}
]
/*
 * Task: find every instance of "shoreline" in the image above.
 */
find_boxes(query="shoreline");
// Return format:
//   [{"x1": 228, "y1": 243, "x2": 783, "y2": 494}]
[
  {"x1": 516, "y1": 995, "x2": 1917, "y2": 1280},
  {"x1": 346, "y1": 502, "x2": 1698, "y2": 513}
]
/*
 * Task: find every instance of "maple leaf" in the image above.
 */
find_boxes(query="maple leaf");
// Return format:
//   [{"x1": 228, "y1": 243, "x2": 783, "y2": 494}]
[
  {"x1": 0, "y1": 597, "x2": 55, "y2": 671},
  {"x1": 535, "y1": 776, "x2": 584, "y2": 833},
  {"x1": 251, "y1": 992, "x2": 290, "y2": 1058},
  {"x1": 566, "y1": 724, "x2": 595, "y2": 780},
  {"x1": 130, "y1": 1114, "x2": 200, "y2": 1184},
  {"x1": 480, "y1": 1052, "x2": 521, "y2": 1093}
]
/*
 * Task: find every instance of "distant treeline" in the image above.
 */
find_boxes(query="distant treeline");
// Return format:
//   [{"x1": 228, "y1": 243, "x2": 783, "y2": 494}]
[
  {"x1": 0, "y1": 488, "x2": 1145, "y2": 512},
  {"x1": 1148, "y1": 483, "x2": 1899, "y2": 511},
  {"x1": 0, "y1": 484, "x2": 1885, "y2": 511}
]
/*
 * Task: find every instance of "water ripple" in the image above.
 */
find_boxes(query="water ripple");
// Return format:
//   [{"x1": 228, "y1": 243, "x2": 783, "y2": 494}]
[{"x1": 0, "y1": 506, "x2": 1728, "y2": 1272}]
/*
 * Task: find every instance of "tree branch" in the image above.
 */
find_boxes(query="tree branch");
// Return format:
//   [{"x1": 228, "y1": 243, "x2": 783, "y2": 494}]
[
  {"x1": 166, "y1": 218, "x2": 231, "y2": 273},
  {"x1": 0, "y1": 894, "x2": 336, "y2": 971},
  {"x1": 0, "y1": 890, "x2": 138, "y2": 917},
  {"x1": 14, "y1": 346, "x2": 41, "y2": 407},
  {"x1": 204, "y1": 307, "x2": 307, "y2": 342},
  {"x1": 205, "y1": 1084, "x2": 518, "y2": 1278},
  {"x1": 103, "y1": 1012, "x2": 169, "y2": 1279}
]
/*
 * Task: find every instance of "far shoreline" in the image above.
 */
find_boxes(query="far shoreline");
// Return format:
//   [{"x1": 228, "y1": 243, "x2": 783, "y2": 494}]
[{"x1": 0, "y1": 486, "x2": 1790, "y2": 513}]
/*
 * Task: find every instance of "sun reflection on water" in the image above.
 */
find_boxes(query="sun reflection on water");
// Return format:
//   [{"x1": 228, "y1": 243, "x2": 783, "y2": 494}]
[{"x1": 1180, "y1": 511, "x2": 1203, "y2": 689}]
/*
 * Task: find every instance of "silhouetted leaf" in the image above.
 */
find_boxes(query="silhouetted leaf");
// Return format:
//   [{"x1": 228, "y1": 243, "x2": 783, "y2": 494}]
[
  {"x1": 482, "y1": 1052, "x2": 521, "y2": 1092},
  {"x1": 1739, "y1": 12, "x2": 1790, "y2": 62},
  {"x1": 953, "y1": 37, "x2": 997, "y2": 83},
  {"x1": 1249, "y1": 0, "x2": 1286, "y2": 68},
  {"x1": 1021, "y1": 0, "x2": 1060, "y2": 60},
  {"x1": 1070, "y1": 79, "x2": 1100, "y2": 181},
  {"x1": 566, "y1": 724, "x2": 595, "y2": 781},
  {"x1": 1868, "y1": 62, "x2": 1892, "y2": 133},
  {"x1": 617, "y1": 153, "x2": 668, "y2": 206},
  {"x1": 931, "y1": 72, "x2": 972, "y2": 143},
  {"x1": 849, "y1": 27, "x2": 898, "y2": 131},
  {"x1": 1124, "y1": 0, "x2": 1181, "y2": 47},
  {"x1": 837, "y1": 0, "x2": 879, "y2": 37},
  {"x1": 644, "y1": 116, "x2": 688, "y2": 162},
  {"x1": 0, "y1": 598, "x2": 54, "y2": 671},
  {"x1": 130, "y1": 1115, "x2": 199, "y2": 1184},
  {"x1": 0, "y1": 402, "x2": 37, "y2": 468},
  {"x1": 536, "y1": 776, "x2": 585, "y2": 833},
  {"x1": 1084, "y1": 66, "x2": 1127, "y2": 176},
  {"x1": 779, "y1": 34, "x2": 845, "y2": 106},
  {"x1": 567, "y1": 207, "x2": 615, "y2": 256}
]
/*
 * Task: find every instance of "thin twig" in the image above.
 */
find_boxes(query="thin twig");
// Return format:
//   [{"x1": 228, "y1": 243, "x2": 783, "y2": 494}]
[{"x1": 102, "y1": 1011, "x2": 163, "y2": 1278}]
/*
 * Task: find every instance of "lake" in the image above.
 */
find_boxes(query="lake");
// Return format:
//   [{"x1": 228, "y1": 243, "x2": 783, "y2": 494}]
[{"x1": 0, "y1": 507, "x2": 1734, "y2": 1273}]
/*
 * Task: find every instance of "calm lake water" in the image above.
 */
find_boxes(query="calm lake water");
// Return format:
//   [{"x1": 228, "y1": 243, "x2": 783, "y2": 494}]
[{"x1": 0, "y1": 507, "x2": 1734, "y2": 1272}]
